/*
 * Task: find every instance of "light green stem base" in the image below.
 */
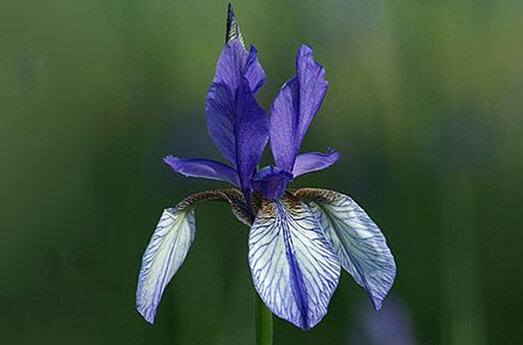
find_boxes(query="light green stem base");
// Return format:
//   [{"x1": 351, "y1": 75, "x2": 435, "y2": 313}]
[{"x1": 255, "y1": 294, "x2": 273, "y2": 345}]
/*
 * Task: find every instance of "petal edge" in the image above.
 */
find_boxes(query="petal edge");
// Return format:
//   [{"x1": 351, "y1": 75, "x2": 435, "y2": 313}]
[
  {"x1": 136, "y1": 207, "x2": 196, "y2": 323},
  {"x1": 164, "y1": 156, "x2": 240, "y2": 187},
  {"x1": 292, "y1": 149, "x2": 340, "y2": 178},
  {"x1": 297, "y1": 189, "x2": 396, "y2": 310}
]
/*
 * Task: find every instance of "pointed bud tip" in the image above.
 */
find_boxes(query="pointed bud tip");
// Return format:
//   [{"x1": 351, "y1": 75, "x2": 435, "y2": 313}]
[{"x1": 225, "y1": 2, "x2": 244, "y2": 47}]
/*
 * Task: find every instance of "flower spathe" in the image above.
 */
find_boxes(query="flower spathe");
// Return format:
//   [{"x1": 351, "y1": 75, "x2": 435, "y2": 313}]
[{"x1": 136, "y1": 7, "x2": 396, "y2": 330}]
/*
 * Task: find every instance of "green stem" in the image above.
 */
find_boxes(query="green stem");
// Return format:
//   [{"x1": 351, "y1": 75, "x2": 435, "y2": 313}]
[{"x1": 255, "y1": 293, "x2": 273, "y2": 345}]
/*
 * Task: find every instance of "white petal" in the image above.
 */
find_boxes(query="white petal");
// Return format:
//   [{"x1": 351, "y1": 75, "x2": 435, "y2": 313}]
[
  {"x1": 306, "y1": 192, "x2": 396, "y2": 310},
  {"x1": 248, "y1": 195, "x2": 341, "y2": 329},
  {"x1": 136, "y1": 207, "x2": 195, "y2": 323}
]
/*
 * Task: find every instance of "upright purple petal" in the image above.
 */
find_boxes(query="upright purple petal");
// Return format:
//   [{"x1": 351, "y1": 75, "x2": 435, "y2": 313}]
[
  {"x1": 235, "y1": 79, "x2": 270, "y2": 191},
  {"x1": 252, "y1": 166, "x2": 293, "y2": 199},
  {"x1": 164, "y1": 155, "x2": 240, "y2": 187},
  {"x1": 248, "y1": 194, "x2": 341, "y2": 329},
  {"x1": 206, "y1": 41, "x2": 268, "y2": 193},
  {"x1": 243, "y1": 45, "x2": 265, "y2": 93},
  {"x1": 270, "y1": 45, "x2": 329, "y2": 172},
  {"x1": 292, "y1": 149, "x2": 340, "y2": 178},
  {"x1": 213, "y1": 40, "x2": 265, "y2": 95},
  {"x1": 206, "y1": 82, "x2": 236, "y2": 164}
]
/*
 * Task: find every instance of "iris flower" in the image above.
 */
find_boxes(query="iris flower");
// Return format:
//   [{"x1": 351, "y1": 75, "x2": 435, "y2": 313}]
[{"x1": 136, "y1": 5, "x2": 396, "y2": 330}]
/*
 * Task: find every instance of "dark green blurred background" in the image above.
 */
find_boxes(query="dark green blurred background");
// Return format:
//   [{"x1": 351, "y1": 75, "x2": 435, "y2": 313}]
[{"x1": 1, "y1": 0, "x2": 522, "y2": 344}]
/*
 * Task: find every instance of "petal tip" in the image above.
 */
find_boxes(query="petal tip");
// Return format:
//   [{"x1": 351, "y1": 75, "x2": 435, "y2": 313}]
[
  {"x1": 371, "y1": 297, "x2": 384, "y2": 311},
  {"x1": 163, "y1": 155, "x2": 176, "y2": 166},
  {"x1": 298, "y1": 44, "x2": 314, "y2": 56},
  {"x1": 137, "y1": 305, "x2": 156, "y2": 324}
]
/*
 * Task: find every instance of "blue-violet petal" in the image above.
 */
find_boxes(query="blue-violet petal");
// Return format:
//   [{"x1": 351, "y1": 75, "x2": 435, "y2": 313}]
[
  {"x1": 164, "y1": 156, "x2": 240, "y2": 187},
  {"x1": 234, "y1": 79, "x2": 270, "y2": 191},
  {"x1": 292, "y1": 149, "x2": 340, "y2": 178},
  {"x1": 252, "y1": 166, "x2": 293, "y2": 199},
  {"x1": 206, "y1": 42, "x2": 268, "y2": 192},
  {"x1": 269, "y1": 45, "x2": 329, "y2": 172},
  {"x1": 213, "y1": 40, "x2": 265, "y2": 95}
]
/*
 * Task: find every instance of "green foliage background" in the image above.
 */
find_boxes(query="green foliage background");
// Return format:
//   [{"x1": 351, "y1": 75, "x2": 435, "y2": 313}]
[{"x1": 1, "y1": 1, "x2": 522, "y2": 344}]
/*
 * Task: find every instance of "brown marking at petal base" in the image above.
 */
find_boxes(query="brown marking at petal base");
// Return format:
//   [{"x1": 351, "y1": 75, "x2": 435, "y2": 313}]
[
  {"x1": 256, "y1": 192, "x2": 304, "y2": 221},
  {"x1": 250, "y1": 191, "x2": 263, "y2": 216},
  {"x1": 282, "y1": 191, "x2": 303, "y2": 210},
  {"x1": 292, "y1": 188, "x2": 340, "y2": 204},
  {"x1": 257, "y1": 198, "x2": 276, "y2": 221},
  {"x1": 173, "y1": 188, "x2": 253, "y2": 226}
]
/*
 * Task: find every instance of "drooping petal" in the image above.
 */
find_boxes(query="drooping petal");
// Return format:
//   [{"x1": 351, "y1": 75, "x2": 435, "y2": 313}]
[
  {"x1": 164, "y1": 155, "x2": 240, "y2": 187},
  {"x1": 270, "y1": 45, "x2": 329, "y2": 172},
  {"x1": 136, "y1": 189, "x2": 252, "y2": 324},
  {"x1": 295, "y1": 188, "x2": 396, "y2": 310},
  {"x1": 292, "y1": 148, "x2": 340, "y2": 178},
  {"x1": 136, "y1": 207, "x2": 196, "y2": 324},
  {"x1": 248, "y1": 193, "x2": 341, "y2": 329},
  {"x1": 252, "y1": 166, "x2": 293, "y2": 200}
]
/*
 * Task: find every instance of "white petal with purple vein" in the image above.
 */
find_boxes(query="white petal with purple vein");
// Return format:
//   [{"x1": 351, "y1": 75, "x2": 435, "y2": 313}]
[
  {"x1": 306, "y1": 192, "x2": 396, "y2": 310},
  {"x1": 136, "y1": 207, "x2": 195, "y2": 323},
  {"x1": 248, "y1": 195, "x2": 341, "y2": 329}
]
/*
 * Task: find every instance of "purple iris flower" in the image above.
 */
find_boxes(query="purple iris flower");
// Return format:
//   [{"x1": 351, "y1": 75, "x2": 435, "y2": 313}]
[{"x1": 136, "y1": 5, "x2": 396, "y2": 330}]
